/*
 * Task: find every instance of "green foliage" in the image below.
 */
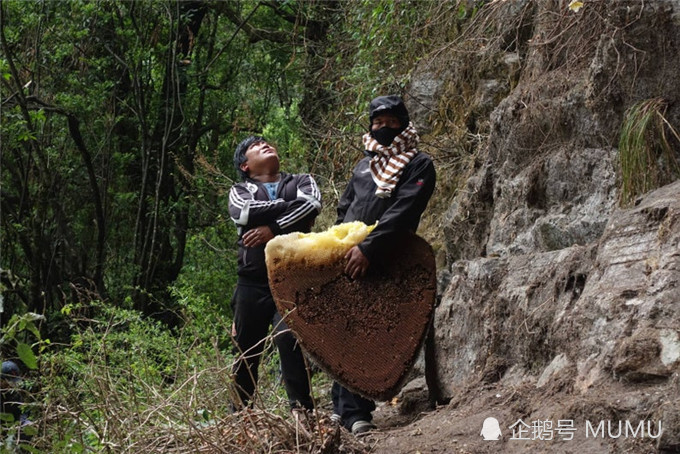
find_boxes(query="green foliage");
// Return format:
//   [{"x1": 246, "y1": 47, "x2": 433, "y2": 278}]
[
  {"x1": 322, "y1": 0, "x2": 428, "y2": 116},
  {"x1": 173, "y1": 221, "x2": 235, "y2": 341},
  {"x1": 1, "y1": 0, "x2": 467, "y2": 318},
  {"x1": 1, "y1": 313, "x2": 47, "y2": 451},
  {"x1": 619, "y1": 98, "x2": 680, "y2": 206},
  {"x1": 0, "y1": 0, "x2": 477, "y2": 450},
  {"x1": 36, "y1": 300, "x2": 236, "y2": 452},
  {"x1": 22, "y1": 294, "x2": 331, "y2": 452},
  {"x1": 0, "y1": 0, "x2": 311, "y2": 318},
  {"x1": 0, "y1": 312, "x2": 47, "y2": 369},
  {"x1": 263, "y1": 100, "x2": 309, "y2": 172}
]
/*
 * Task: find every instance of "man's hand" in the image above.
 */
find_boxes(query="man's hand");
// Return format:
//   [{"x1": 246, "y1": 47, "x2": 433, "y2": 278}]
[
  {"x1": 345, "y1": 245, "x2": 369, "y2": 279},
  {"x1": 242, "y1": 225, "x2": 275, "y2": 247}
]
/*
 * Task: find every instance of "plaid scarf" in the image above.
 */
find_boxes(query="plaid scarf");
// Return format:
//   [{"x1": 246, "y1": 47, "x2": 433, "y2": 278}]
[{"x1": 362, "y1": 122, "x2": 420, "y2": 198}]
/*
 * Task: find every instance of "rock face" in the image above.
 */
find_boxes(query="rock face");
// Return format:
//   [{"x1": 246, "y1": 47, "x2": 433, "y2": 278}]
[
  {"x1": 409, "y1": 1, "x2": 680, "y2": 449},
  {"x1": 432, "y1": 180, "x2": 680, "y2": 398}
]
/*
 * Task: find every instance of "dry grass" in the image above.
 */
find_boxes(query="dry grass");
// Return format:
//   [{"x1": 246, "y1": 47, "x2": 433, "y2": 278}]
[
  {"x1": 34, "y1": 359, "x2": 368, "y2": 453},
  {"x1": 129, "y1": 407, "x2": 360, "y2": 454},
  {"x1": 25, "y1": 316, "x2": 370, "y2": 453}
]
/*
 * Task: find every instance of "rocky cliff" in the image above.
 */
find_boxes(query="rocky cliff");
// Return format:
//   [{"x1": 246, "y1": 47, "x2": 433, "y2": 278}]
[{"x1": 384, "y1": 1, "x2": 680, "y2": 452}]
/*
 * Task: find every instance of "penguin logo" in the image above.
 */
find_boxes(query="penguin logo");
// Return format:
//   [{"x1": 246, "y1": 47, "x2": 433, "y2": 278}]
[{"x1": 481, "y1": 417, "x2": 502, "y2": 440}]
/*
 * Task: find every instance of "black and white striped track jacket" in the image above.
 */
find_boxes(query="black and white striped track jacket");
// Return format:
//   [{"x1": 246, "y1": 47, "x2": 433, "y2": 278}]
[{"x1": 229, "y1": 172, "x2": 322, "y2": 283}]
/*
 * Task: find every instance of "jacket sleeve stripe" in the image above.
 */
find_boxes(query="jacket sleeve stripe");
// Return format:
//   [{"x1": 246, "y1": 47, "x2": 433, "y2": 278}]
[
  {"x1": 296, "y1": 174, "x2": 321, "y2": 201},
  {"x1": 277, "y1": 202, "x2": 318, "y2": 229},
  {"x1": 229, "y1": 185, "x2": 288, "y2": 226},
  {"x1": 230, "y1": 190, "x2": 287, "y2": 210}
]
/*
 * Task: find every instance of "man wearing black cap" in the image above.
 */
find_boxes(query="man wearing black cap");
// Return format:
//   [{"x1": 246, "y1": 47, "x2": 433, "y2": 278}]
[
  {"x1": 332, "y1": 95, "x2": 436, "y2": 435},
  {"x1": 228, "y1": 136, "x2": 322, "y2": 411}
]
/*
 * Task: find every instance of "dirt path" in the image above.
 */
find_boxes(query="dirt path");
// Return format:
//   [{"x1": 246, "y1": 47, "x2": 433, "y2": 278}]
[{"x1": 359, "y1": 381, "x2": 663, "y2": 454}]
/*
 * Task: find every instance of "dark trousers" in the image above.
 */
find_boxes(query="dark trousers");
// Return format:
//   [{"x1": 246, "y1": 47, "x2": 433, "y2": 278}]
[
  {"x1": 332, "y1": 382, "x2": 376, "y2": 430},
  {"x1": 231, "y1": 279, "x2": 313, "y2": 410}
]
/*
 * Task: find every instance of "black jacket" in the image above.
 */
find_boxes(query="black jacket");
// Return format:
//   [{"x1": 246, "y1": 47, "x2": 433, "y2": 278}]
[
  {"x1": 229, "y1": 172, "x2": 322, "y2": 282},
  {"x1": 336, "y1": 151, "x2": 436, "y2": 261}
]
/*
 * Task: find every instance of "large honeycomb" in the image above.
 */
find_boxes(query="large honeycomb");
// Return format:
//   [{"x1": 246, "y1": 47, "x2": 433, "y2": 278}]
[{"x1": 265, "y1": 223, "x2": 436, "y2": 400}]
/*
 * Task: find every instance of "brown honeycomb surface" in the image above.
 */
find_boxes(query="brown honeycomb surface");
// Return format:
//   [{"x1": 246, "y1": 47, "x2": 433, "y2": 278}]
[{"x1": 267, "y1": 232, "x2": 436, "y2": 400}]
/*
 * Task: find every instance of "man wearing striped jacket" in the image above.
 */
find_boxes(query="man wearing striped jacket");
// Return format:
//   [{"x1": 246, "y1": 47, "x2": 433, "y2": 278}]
[{"x1": 228, "y1": 136, "x2": 322, "y2": 411}]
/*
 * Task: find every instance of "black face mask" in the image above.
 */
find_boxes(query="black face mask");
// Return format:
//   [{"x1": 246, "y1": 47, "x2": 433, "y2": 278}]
[{"x1": 370, "y1": 126, "x2": 402, "y2": 147}]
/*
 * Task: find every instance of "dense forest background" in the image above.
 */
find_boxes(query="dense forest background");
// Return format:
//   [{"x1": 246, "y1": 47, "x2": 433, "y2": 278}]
[{"x1": 0, "y1": 1, "x2": 474, "y2": 451}]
